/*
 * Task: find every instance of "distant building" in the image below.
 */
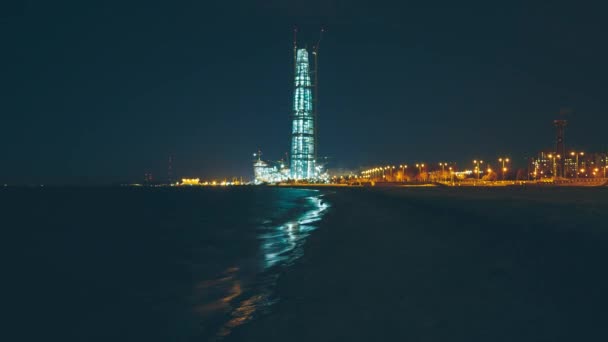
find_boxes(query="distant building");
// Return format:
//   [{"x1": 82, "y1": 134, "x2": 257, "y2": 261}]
[
  {"x1": 532, "y1": 151, "x2": 607, "y2": 178},
  {"x1": 253, "y1": 153, "x2": 289, "y2": 184},
  {"x1": 290, "y1": 48, "x2": 317, "y2": 180},
  {"x1": 181, "y1": 178, "x2": 200, "y2": 186},
  {"x1": 531, "y1": 152, "x2": 552, "y2": 177}
]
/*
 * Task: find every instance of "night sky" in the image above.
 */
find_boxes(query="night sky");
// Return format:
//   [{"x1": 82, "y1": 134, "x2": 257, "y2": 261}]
[{"x1": 2, "y1": 1, "x2": 608, "y2": 185}]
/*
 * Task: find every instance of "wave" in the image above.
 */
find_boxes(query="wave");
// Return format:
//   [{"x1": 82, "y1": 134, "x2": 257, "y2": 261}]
[{"x1": 205, "y1": 189, "x2": 330, "y2": 341}]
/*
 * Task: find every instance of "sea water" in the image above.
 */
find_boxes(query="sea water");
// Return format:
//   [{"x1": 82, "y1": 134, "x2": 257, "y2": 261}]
[{"x1": 3, "y1": 186, "x2": 328, "y2": 341}]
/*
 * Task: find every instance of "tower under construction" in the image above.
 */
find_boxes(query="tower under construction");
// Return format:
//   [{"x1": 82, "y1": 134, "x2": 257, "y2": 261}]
[{"x1": 290, "y1": 29, "x2": 321, "y2": 180}]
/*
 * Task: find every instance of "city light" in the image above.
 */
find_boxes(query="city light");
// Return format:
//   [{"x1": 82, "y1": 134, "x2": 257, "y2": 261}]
[
  {"x1": 473, "y1": 160, "x2": 483, "y2": 180},
  {"x1": 290, "y1": 48, "x2": 316, "y2": 180},
  {"x1": 570, "y1": 151, "x2": 585, "y2": 179},
  {"x1": 181, "y1": 178, "x2": 200, "y2": 185},
  {"x1": 439, "y1": 162, "x2": 448, "y2": 182},
  {"x1": 249, "y1": 107, "x2": 608, "y2": 186},
  {"x1": 498, "y1": 157, "x2": 510, "y2": 180}
]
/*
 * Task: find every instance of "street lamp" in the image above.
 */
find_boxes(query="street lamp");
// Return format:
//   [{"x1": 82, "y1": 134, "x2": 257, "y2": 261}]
[
  {"x1": 473, "y1": 160, "x2": 483, "y2": 181},
  {"x1": 449, "y1": 166, "x2": 454, "y2": 185},
  {"x1": 439, "y1": 162, "x2": 447, "y2": 182},
  {"x1": 548, "y1": 154, "x2": 558, "y2": 178},
  {"x1": 416, "y1": 163, "x2": 425, "y2": 181},
  {"x1": 570, "y1": 151, "x2": 584, "y2": 179},
  {"x1": 498, "y1": 157, "x2": 510, "y2": 181},
  {"x1": 400, "y1": 164, "x2": 408, "y2": 182}
]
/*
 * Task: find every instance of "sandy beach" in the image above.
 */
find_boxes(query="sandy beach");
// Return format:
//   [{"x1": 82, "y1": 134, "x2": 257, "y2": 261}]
[{"x1": 228, "y1": 187, "x2": 608, "y2": 341}]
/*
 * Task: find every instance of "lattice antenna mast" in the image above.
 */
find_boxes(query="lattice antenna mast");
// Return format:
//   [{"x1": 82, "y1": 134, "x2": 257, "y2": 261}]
[
  {"x1": 312, "y1": 28, "x2": 324, "y2": 164},
  {"x1": 167, "y1": 155, "x2": 173, "y2": 184},
  {"x1": 293, "y1": 27, "x2": 298, "y2": 76},
  {"x1": 291, "y1": 26, "x2": 297, "y2": 173}
]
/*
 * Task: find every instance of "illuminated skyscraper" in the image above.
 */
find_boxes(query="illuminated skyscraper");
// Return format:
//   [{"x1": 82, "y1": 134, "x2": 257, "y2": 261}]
[{"x1": 290, "y1": 48, "x2": 316, "y2": 180}]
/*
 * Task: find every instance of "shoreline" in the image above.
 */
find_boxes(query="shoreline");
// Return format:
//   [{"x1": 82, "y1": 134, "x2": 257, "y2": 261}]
[{"x1": 206, "y1": 188, "x2": 330, "y2": 341}]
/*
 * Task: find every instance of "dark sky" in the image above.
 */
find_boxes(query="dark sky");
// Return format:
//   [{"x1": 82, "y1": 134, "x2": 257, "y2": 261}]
[{"x1": 2, "y1": 1, "x2": 608, "y2": 184}]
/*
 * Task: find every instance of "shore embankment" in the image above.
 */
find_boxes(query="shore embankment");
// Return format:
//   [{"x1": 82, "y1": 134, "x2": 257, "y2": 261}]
[{"x1": 228, "y1": 187, "x2": 608, "y2": 341}]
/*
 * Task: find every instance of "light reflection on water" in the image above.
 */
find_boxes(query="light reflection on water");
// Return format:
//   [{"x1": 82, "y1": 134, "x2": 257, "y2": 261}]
[
  {"x1": 262, "y1": 195, "x2": 329, "y2": 269},
  {"x1": 193, "y1": 192, "x2": 329, "y2": 341},
  {"x1": 193, "y1": 267, "x2": 242, "y2": 316}
]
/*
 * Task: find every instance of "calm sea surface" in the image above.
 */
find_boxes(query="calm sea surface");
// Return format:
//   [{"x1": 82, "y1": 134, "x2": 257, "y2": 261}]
[
  {"x1": 6, "y1": 186, "x2": 608, "y2": 341},
  {"x1": 4, "y1": 187, "x2": 328, "y2": 341}
]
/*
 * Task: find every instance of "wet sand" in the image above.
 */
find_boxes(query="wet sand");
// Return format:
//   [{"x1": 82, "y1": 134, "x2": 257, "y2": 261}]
[{"x1": 228, "y1": 187, "x2": 608, "y2": 341}]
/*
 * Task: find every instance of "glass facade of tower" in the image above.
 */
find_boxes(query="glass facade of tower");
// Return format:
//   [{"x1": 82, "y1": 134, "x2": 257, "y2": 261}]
[{"x1": 290, "y1": 48, "x2": 316, "y2": 180}]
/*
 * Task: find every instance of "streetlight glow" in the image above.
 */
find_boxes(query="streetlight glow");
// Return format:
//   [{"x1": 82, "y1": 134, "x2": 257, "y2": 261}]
[
  {"x1": 498, "y1": 156, "x2": 510, "y2": 181},
  {"x1": 473, "y1": 160, "x2": 484, "y2": 181}
]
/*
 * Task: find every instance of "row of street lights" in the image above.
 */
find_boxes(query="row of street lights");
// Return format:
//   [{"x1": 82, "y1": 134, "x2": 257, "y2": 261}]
[
  {"x1": 472, "y1": 157, "x2": 511, "y2": 181},
  {"x1": 361, "y1": 165, "x2": 395, "y2": 179},
  {"x1": 361, "y1": 152, "x2": 605, "y2": 183},
  {"x1": 361, "y1": 164, "x2": 425, "y2": 181},
  {"x1": 364, "y1": 158, "x2": 506, "y2": 182},
  {"x1": 362, "y1": 162, "x2": 459, "y2": 182}
]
